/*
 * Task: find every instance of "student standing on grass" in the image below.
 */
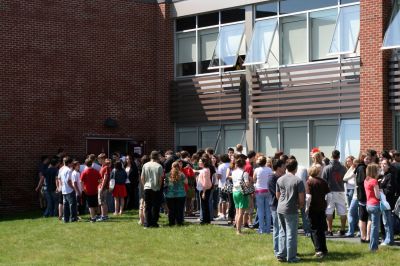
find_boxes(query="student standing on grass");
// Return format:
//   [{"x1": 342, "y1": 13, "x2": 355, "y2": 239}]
[
  {"x1": 71, "y1": 161, "x2": 82, "y2": 217},
  {"x1": 216, "y1": 154, "x2": 231, "y2": 220},
  {"x1": 306, "y1": 165, "x2": 330, "y2": 258},
  {"x1": 111, "y1": 161, "x2": 128, "y2": 215},
  {"x1": 356, "y1": 152, "x2": 371, "y2": 243},
  {"x1": 269, "y1": 159, "x2": 285, "y2": 257},
  {"x1": 141, "y1": 151, "x2": 163, "y2": 228},
  {"x1": 98, "y1": 155, "x2": 111, "y2": 221},
  {"x1": 197, "y1": 155, "x2": 213, "y2": 224},
  {"x1": 165, "y1": 161, "x2": 187, "y2": 226},
  {"x1": 379, "y1": 159, "x2": 395, "y2": 246},
  {"x1": 80, "y1": 159, "x2": 101, "y2": 222},
  {"x1": 231, "y1": 157, "x2": 250, "y2": 235},
  {"x1": 364, "y1": 163, "x2": 381, "y2": 252},
  {"x1": 276, "y1": 158, "x2": 304, "y2": 263},
  {"x1": 253, "y1": 156, "x2": 273, "y2": 234},
  {"x1": 41, "y1": 158, "x2": 59, "y2": 217},
  {"x1": 321, "y1": 150, "x2": 347, "y2": 236},
  {"x1": 59, "y1": 157, "x2": 78, "y2": 223}
]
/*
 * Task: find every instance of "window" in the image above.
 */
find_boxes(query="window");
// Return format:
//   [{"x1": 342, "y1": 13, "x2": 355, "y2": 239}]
[
  {"x1": 283, "y1": 122, "x2": 309, "y2": 167},
  {"x1": 256, "y1": 2, "x2": 278, "y2": 18},
  {"x1": 281, "y1": 15, "x2": 307, "y2": 65},
  {"x1": 199, "y1": 28, "x2": 219, "y2": 74},
  {"x1": 341, "y1": 0, "x2": 359, "y2": 4},
  {"x1": 178, "y1": 128, "x2": 198, "y2": 147},
  {"x1": 176, "y1": 32, "x2": 196, "y2": 76},
  {"x1": 280, "y1": 0, "x2": 337, "y2": 14},
  {"x1": 335, "y1": 119, "x2": 360, "y2": 161},
  {"x1": 209, "y1": 23, "x2": 245, "y2": 69},
  {"x1": 312, "y1": 120, "x2": 339, "y2": 157},
  {"x1": 310, "y1": 9, "x2": 337, "y2": 61},
  {"x1": 258, "y1": 123, "x2": 279, "y2": 157},
  {"x1": 221, "y1": 8, "x2": 246, "y2": 24},
  {"x1": 198, "y1": 12, "x2": 219, "y2": 28},
  {"x1": 329, "y1": 5, "x2": 360, "y2": 55},
  {"x1": 201, "y1": 128, "x2": 221, "y2": 153},
  {"x1": 176, "y1": 16, "x2": 196, "y2": 31},
  {"x1": 382, "y1": 0, "x2": 400, "y2": 49},
  {"x1": 244, "y1": 19, "x2": 278, "y2": 65},
  {"x1": 224, "y1": 126, "x2": 246, "y2": 153}
]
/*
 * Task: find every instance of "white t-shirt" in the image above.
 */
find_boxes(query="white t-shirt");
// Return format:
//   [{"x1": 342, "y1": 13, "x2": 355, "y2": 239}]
[
  {"x1": 125, "y1": 167, "x2": 131, "y2": 184},
  {"x1": 254, "y1": 166, "x2": 273, "y2": 190},
  {"x1": 59, "y1": 166, "x2": 73, "y2": 195},
  {"x1": 295, "y1": 165, "x2": 308, "y2": 188},
  {"x1": 231, "y1": 168, "x2": 249, "y2": 192},
  {"x1": 217, "y1": 163, "x2": 230, "y2": 188},
  {"x1": 71, "y1": 170, "x2": 82, "y2": 193}
]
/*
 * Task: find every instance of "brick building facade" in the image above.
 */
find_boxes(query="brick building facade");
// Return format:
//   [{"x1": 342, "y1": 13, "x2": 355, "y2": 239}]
[{"x1": 0, "y1": 0, "x2": 174, "y2": 215}]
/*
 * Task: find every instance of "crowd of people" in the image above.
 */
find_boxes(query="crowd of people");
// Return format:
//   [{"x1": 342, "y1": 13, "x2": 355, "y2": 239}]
[{"x1": 35, "y1": 145, "x2": 400, "y2": 262}]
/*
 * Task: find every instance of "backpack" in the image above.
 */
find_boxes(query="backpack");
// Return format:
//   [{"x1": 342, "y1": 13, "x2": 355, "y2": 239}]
[{"x1": 394, "y1": 196, "x2": 400, "y2": 218}]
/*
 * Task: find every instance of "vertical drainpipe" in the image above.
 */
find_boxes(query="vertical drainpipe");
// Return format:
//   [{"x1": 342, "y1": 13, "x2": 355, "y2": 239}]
[{"x1": 245, "y1": 5, "x2": 254, "y2": 151}]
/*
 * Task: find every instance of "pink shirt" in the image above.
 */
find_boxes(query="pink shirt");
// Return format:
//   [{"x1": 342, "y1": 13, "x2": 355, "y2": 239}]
[
  {"x1": 197, "y1": 168, "x2": 212, "y2": 191},
  {"x1": 364, "y1": 178, "x2": 379, "y2": 206}
]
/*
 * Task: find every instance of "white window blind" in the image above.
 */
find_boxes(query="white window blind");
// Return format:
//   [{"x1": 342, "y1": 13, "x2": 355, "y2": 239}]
[
  {"x1": 199, "y1": 28, "x2": 218, "y2": 61},
  {"x1": 244, "y1": 18, "x2": 278, "y2": 65},
  {"x1": 281, "y1": 15, "x2": 307, "y2": 65},
  {"x1": 329, "y1": 5, "x2": 360, "y2": 55},
  {"x1": 177, "y1": 32, "x2": 196, "y2": 64},
  {"x1": 310, "y1": 9, "x2": 337, "y2": 60}
]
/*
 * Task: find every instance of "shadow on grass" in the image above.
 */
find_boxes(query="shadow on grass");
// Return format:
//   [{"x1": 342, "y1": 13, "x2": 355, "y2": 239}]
[
  {"x1": 298, "y1": 251, "x2": 363, "y2": 263},
  {"x1": 0, "y1": 211, "x2": 44, "y2": 222}
]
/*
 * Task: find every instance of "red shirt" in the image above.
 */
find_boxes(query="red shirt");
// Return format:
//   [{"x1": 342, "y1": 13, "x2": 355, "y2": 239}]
[
  {"x1": 99, "y1": 165, "x2": 110, "y2": 190},
  {"x1": 181, "y1": 166, "x2": 194, "y2": 192},
  {"x1": 365, "y1": 178, "x2": 379, "y2": 206},
  {"x1": 244, "y1": 160, "x2": 254, "y2": 179},
  {"x1": 80, "y1": 168, "x2": 101, "y2": 196}
]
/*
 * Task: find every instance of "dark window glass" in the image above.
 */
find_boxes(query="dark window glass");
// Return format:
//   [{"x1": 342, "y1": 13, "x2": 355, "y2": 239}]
[
  {"x1": 178, "y1": 62, "x2": 197, "y2": 76},
  {"x1": 224, "y1": 55, "x2": 246, "y2": 72},
  {"x1": 176, "y1": 16, "x2": 196, "y2": 31},
  {"x1": 198, "y1": 12, "x2": 219, "y2": 28},
  {"x1": 280, "y1": 0, "x2": 337, "y2": 14},
  {"x1": 256, "y1": 2, "x2": 278, "y2": 18},
  {"x1": 221, "y1": 8, "x2": 246, "y2": 24},
  {"x1": 341, "y1": 0, "x2": 359, "y2": 4}
]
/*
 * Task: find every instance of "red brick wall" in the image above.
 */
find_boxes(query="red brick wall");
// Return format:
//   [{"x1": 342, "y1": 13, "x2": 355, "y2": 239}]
[
  {"x1": 0, "y1": 0, "x2": 174, "y2": 215},
  {"x1": 360, "y1": 0, "x2": 393, "y2": 152}
]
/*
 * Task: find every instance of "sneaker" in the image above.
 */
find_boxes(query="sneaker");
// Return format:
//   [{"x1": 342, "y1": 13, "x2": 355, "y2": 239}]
[
  {"x1": 325, "y1": 231, "x2": 333, "y2": 236},
  {"x1": 288, "y1": 257, "x2": 301, "y2": 263},
  {"x1": 380, "y1": 242, "x2": 388, "y2": 246},
  {"x1": 89, "y1": 218, "x2": 96, "y2": 223},
  {"x1": 215, "y1": 215, "x2": 225, "y2": 221},
  {"x1": 96, "y1": 216, "x2": 106, "y2": 222},
  {"x1": 314, "y1": 252, "x2": 324, "y2": 258},
  {"x1": 345, "y1": 233, "x2": 354, "y2": 237},
  {"x1": 338, "y1": 230, "x2": 346, "y2": 236},
  {"x1": 277, "y1": 257, "x2": 286, "y2": 262}
]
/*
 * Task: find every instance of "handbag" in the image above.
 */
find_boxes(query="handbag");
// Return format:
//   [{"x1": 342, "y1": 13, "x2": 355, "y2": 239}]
[
  {"x1": 109, "y1": 178, "x2": 115, "y2": 192},
  {"x1": 379, "y1": 192, "x2": 391, "y2": 211},
  {"x1": 222, "y1": 179, "x2": 233, "y2": 194},
  {"x1": 240, "y1": 171, "x2": 255, "y2": 196}
]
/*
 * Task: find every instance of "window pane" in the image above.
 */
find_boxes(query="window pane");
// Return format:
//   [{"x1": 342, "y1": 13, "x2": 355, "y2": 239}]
[
  {"x1": 201, "y1": 130, "x2": 220, "y2": 150},
  {"x1": 329, "y1": 5, "x2": 360, "y2": 55},
  {"x1": 258, "y1": 128, "x2": 278, "y2": 157},
  {"x1": 256, "y1": 2, "x2": 278, "y2": 18},
  {"x1": 382, "y1": 1, "x2": 400, "y2": 49},
  {"x1": 221, "y1": 8, "x2": 245, "y2": 24},
  {"x1": 176, "y1": 16, "x2": 196, "y2": 31},
  {"x1": 283, "y1": 125, "x2": 308, "y2": 167},
  {"x1": 281, "y1": 15, "x2": 307, "y2": 65},
  {"x1": 310, "y1": 9, "x2": 337, "y2": 60},
  {"x1": 280, "y1": 0, "x2": 337, "y2": 14},
  {"x1": 335, "y1": 119, "x2": 360, "y2": 162},
  {"x1": 313, "y1": 124, "x2": 338, "y2": 157},
  {"x1": 199, "y1": 28, "x2": 219, "y2": 74},
  {"x1": 341, "y1": 0, "x2": 359, "y2": 4},
  {"x1": 224, "y1": 130, "x2": 246, "y2": 153},
  {"x1": 209, "y1": 23, "x2": 245, "y2": 69},
  {"x1": 244, "y1": 19, "x2": 278, "y2": 65},
  {"x1": 198, "y1": 12, "x2": 219, "y2": 28},
  {"x1": 176, "y1": 32, "x2": 196, "y2": 76},
  {"x1": 179, "y1": 131, "x2": 197, "y2": 146}
]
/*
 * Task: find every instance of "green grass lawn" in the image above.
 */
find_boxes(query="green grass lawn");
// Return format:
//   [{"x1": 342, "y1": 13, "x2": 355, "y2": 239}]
[{"x1": 0, "y1": 211, "x2": 399, "y2": 265}]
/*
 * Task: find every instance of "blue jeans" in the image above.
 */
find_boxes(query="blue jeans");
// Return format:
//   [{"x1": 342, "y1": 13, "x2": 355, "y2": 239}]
[
  {"x1": 44, "y1": 190, "x2": 57, "y2": 217},
  {"x1": 255, "y1": 192, "x2": 272, "y2": 233},
  {"x1": 278, "y1": 213, "x2": 298, "y2": 262},
  {"x1": 382, "y1": 210, "x2": 394, "y2": 245},
  {"x1": 271, "y1": 209, "x2": 279, "y2": 256},
  {"x1": 347, "y1": 198, "x2": 359, "y2": 236},
  {"x1": 63, "y1": 191, "x2": 77, "y2": 222},
  {"x1": 346, "y1": 188, "x2": 354, "y2": 207},
  {"x1": 366, "y1": 205, "x2": 381, "y2": 251},
  {"x1": 301, "y1": 207, "x2": 311, "y2": 234}
]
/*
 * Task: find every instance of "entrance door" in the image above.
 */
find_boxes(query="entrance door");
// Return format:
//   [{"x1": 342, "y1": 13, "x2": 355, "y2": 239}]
[{"x1": 86, "y1": 139, "x2": 109, "y2": 157}]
